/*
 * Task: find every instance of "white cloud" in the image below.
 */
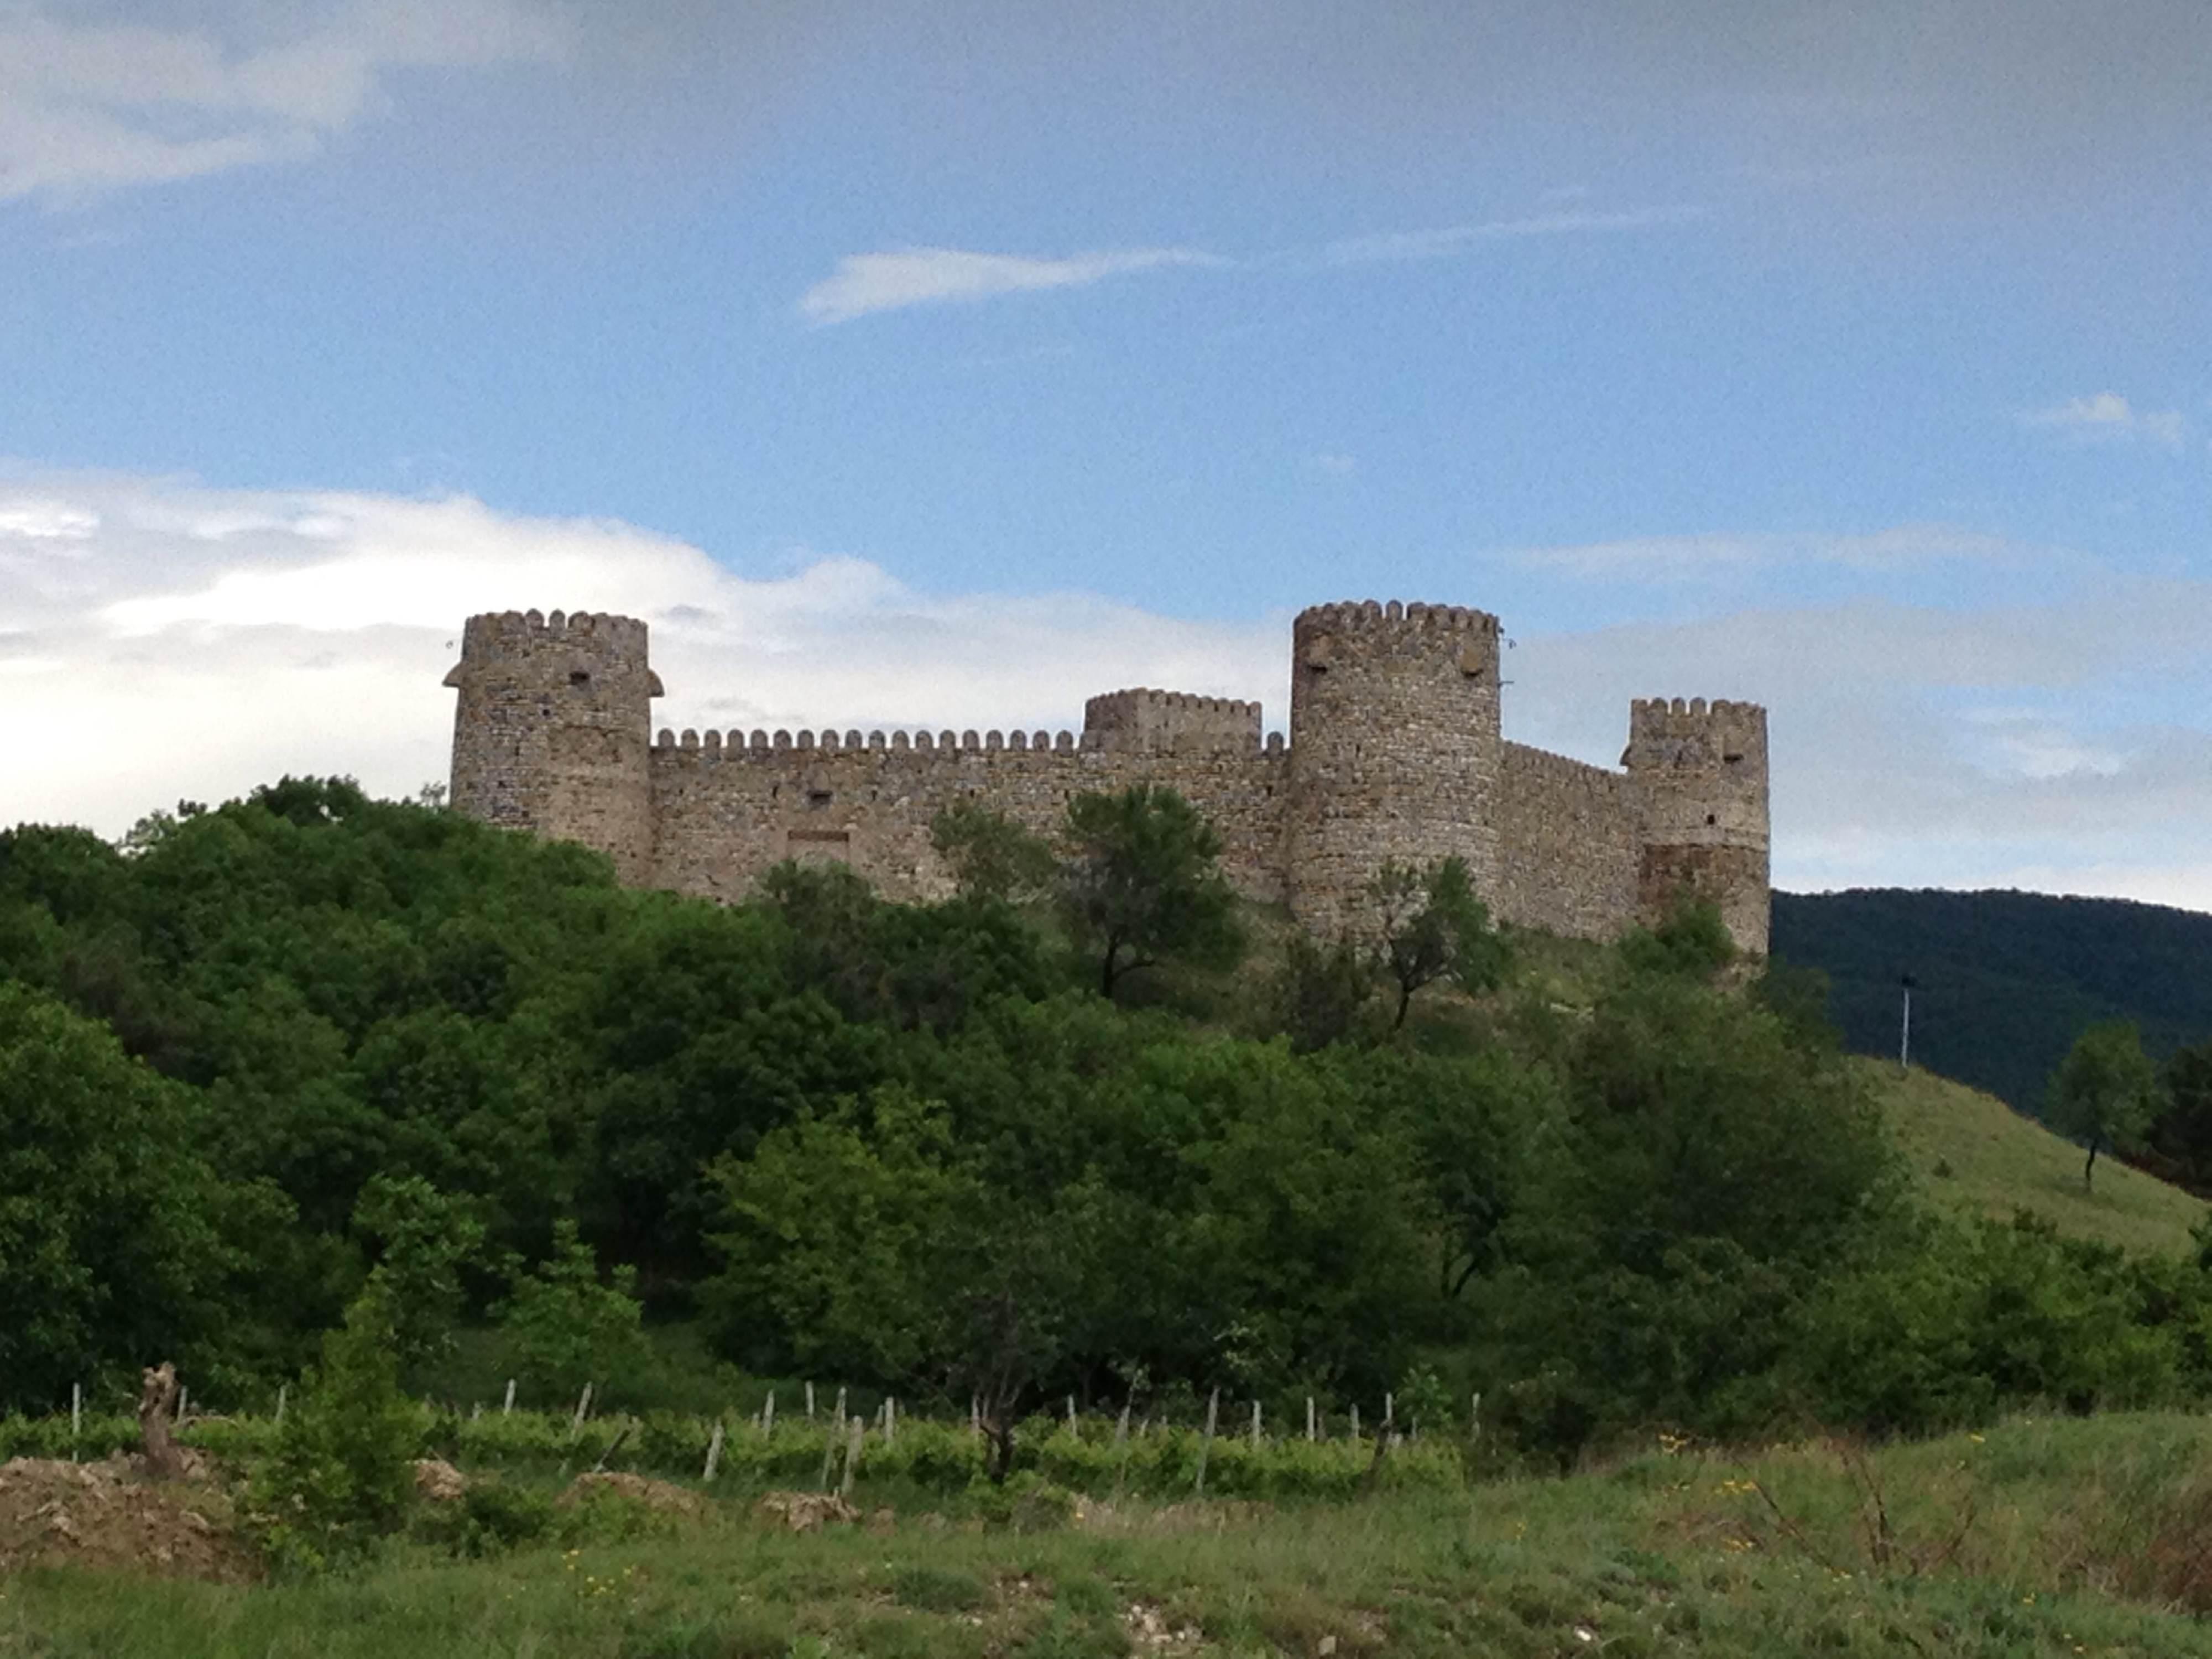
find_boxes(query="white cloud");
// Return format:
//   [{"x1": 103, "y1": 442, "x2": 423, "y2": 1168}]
[
  {"x1": 1510, "y1": 523, "x2": 2022, "y2": 581},
  {"x1": 8, "y1": 468, "x2": 2212, "y2": 916},
  {"x1": 2021, "y1": 392, "x2": 2189, "y2": 451},
  {"x1": 1324, "y1": 205, "x2": 1705, "y2": 265},
  {"x1": 0, "y1": 1, "x2": 572, "y2": 203},
  {"x1": 797, "y1": 246, "x2": 1225, "y2": 325}
]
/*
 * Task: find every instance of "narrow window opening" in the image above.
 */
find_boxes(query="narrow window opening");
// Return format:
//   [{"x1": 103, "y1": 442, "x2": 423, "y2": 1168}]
[
  {"x1": 807, "y1": 789, "x2": 833, "y2": 808},
  {"x1": 1705, "y1": 813, "x2": 1717, "y2": 826},
  {"x1": 569, "y1": 670, "x2": 591, "y2": 687}
]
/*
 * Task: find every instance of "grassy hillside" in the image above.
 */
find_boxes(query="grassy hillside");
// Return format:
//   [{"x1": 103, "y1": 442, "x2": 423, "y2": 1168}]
[
  {"x1": 1772, "y1": 888, "x2": 2212, "y2": 1113},
  {"x1": 9, "y1": 1413, "x2": 2212, "y2": 1656},
  {"x1": 1872, "y1": 1061, "x2": 2205, "y2": 1256}
]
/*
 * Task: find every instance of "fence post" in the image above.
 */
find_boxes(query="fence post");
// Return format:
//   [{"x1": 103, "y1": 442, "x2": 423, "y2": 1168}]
[
  {"x1": 833, "y1": 1385, "x2": 847, "y2": 1427},
  {"x1": 502, "y1": 1379, "x2": 515, "y2": 1417},
  {"x1": 1350, "y1": 1404, "x2": 1359, "y2": 1443},
  {"x1": 571, "y1": 1382, "x2": 593, "y2": 1437},
  {"x1": 971, "y1": 1395, "x2": 981, "y2": 1437},
  {"x1": 1066, "y1": 1395, "x2": 1077, "y2": 1436},
  {"x1": 276, "y1": 1383, "x2": 288, "y2": 1425},
  {"x1": 1115, "y1": 1399, "x2": 1131, "y2": 1446},
  {"x1": 1306, "y1": 1396, "x2": 1315, "y2": 1442},
  {"x1": 703, "y1": 1420, "x2": 725, "y2": 1482},
  {"x1": 839, "y1": 1415, "x2": 863, "y2": 1499},
  {"x1": 764, "y1": 1389, "x2": 775, "y2": 1438},
  {"x1": 806, "y1": 1381, "x2": 816, "y2": 1422},
  {"x1": 177, "y1": 1385, "x2": 189, "y2": 1423},
  {"x1": 1470, "y1": 1392, "x2": 1481, "y2": 1447},
  {"x1": 1194, "y1": 1387, "x2": 1219, "y2": 1496},
  {"x1": 71, "y1": 1384, "x2": 81, "y2": 1463},
  {"x1": 1250, "y1": 1399, "x2": 1261, "y2": 1448},
  {"x1": 886, "y1": 1397, "x2": 896, "y2": 1444},
  {"x1": 817, "y1": 1420, "x2": 838, "y2": 1491}
]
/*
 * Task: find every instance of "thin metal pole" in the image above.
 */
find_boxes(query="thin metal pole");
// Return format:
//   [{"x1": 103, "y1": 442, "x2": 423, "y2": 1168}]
[{"x1": 1900, "y1": 979, "x2": 1913, "y2": 1073}]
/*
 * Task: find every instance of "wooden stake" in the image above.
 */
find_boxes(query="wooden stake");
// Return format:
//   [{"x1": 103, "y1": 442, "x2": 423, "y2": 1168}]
[
  {"x1": 71, "y1": 1383, "x2": 81, "y2": 1463},
  {"x1": 1306, "y1": 1396, "x2": 1316, "y2": 1442},
  {"x1": 1350, "y1": 1404, "x2": 1360, "y2": 1442},
  {"x1": 1066, "y1": 1395, "x2": 1077, "y2": 1434},
  {"x1": 275, "y1": 1383, "x2": 288, "y2": 1424},
  {"x1": 502, "y1": 1378, "x2": 515, "y2": 1416},
  {"x1": 764, "y1": 1389, "x2": 775, "y2": 1438},
  {"x1": 885, "y1": 1397, "x2": 896, "y2": 1443},
  {"x1": 1115, "y1": 1399, "x2": 1131, "y2": 1446},
  {"x1": 817, "y1": 1421, "x2": 838, "y2": 1491},
  {"x1": 703, "y1": 1421, "x2": 725, "y2": 1482},
  {"x1": 571, "y1": 1382, "x2": 593, "y2": 1437},
  {"x1": 1250, "y1": 1399, "x2": 1261, "y2": 1448},
  {"x1": 805, "y1": 1381, "x2": 815, "y2": 1421},
  {"x1": 839, "y1": 1415, "x2": 863, "y2": 1498},
  {"x1": 1194, "y1": 1387, "x2": 1219, "y2": 1496}
]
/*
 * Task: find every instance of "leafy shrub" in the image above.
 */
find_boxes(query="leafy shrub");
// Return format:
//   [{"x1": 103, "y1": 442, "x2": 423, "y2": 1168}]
[
  {"x1": 412, "y1": 1479, "x2": 554, "y2": 1558},
  {"x1": 246, "y1": 1279, "x2": 423, "y2": 1573}
]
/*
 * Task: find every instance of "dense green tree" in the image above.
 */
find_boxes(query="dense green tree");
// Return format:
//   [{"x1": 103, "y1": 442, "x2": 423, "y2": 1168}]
[
  {"x1": 0, "y1": 982, "x2": 248, "y2": 1410},
  {"x1": 1060, "y1": 786, "x2": 1243, "y2": 998},
  {"x1": 2049, "y1": 1020, "x2": 2163, "y2": 1191},
  {"x1": 1364, "y1": 855, "x2": 1512, "y2": 1029},
  {"x1": 350, "y1": 1175, "x2": 486, "y2": 1384},
  {"x1": 494, "y1": 1219, "x2": 651, "y2": 1400},
  {"x1": 929, "y1": 801, "x2": 1058, "y2": 904}
]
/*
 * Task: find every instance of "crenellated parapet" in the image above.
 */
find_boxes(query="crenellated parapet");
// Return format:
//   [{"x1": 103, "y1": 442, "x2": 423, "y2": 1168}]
[{"x1": 1082, "y1": 688, "x2": 1262, "y2": 754}]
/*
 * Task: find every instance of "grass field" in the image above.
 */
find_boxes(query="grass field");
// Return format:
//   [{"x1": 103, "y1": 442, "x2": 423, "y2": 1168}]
[
  {"x1": 1874, "y1": 1061, "x2": 2206, "y2": 1257},
  {"x1": 6, "y1": 1413, "x2": 2212, "y2": 1657}
]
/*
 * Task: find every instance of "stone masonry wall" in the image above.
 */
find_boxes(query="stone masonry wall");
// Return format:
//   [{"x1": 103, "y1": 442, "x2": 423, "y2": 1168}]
[
  {"x1": 1490, "y1": 742, "x2": 1640, "y2": 940},
  {"x1": 446, "y1": 602, "x2": 1772, "y2": 956},
  {"x1": 648, "y1": 724, "x2": 1292, "y2": 906}
]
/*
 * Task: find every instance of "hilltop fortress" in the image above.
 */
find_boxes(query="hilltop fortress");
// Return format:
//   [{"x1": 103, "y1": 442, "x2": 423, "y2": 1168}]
[{"x1": 444, "y1": 600, "x2": 1771, "y2": 953}]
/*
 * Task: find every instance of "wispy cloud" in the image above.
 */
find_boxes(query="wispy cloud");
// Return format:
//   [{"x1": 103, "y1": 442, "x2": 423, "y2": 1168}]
[
  {"x1": 0, "y1": 1, "x2": 572, "y2": 204},
  {"x1": 1324, "y1": 205, "x2": 1705, "y2": 265},
  {"x1": 798, "y1": 246, "x2": 1225, "y2": 326},
  {"x1": 2020, "y1": 393, "x2": 2188, "y2": 451},
  {"x1": 1510, "y1": 523, "x2": 2022, "y2": 582}
]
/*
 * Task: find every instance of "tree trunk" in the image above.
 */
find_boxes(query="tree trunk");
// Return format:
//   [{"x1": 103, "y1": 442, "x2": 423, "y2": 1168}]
[
  {"x1": 2084, "y1": 1139, "x2": 2100, "y2": 1192},
  {"x1": 138, "y1": 1362, "x2": 188, "y2": 1480}
]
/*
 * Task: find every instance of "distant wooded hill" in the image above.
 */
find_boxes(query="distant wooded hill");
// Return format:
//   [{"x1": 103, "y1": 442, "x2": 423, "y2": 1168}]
[{"x1": 1770, "y1": 889, "x2": 2212, "y2": 1116}]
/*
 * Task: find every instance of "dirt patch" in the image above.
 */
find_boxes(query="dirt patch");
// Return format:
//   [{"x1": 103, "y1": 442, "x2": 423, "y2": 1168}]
[
  {"x1": 413, "y1": 1459, "x2": 468, "y2": 1503},
  {"x1": 757, "y1": 1491, "x2": 858, "y2": 1532},
  {"x1": 1123, "y1": 1601, "x2": 1203, "y2": 1651},
  {"x1": 561, "y1": 1472, "x2": 703, "y2": 1518},
  {"x1": 0, "y1": 1458, "x2": 256, "y2": 1583}
]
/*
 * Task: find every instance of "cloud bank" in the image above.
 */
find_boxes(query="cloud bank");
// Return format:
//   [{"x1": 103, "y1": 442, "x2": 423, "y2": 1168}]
[
  {"x1": 5, "y1": 469, "x2": 2210, "y2": 912},
  {"x1": 0, "y1": 0, "x2": 571, "y2": 202}
]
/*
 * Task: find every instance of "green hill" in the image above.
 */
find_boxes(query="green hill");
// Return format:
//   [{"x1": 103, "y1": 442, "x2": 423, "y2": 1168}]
[
  {"x1": 1771, "y1": 888, "x2": 2212, "y2": 1113},
  {"x1": 1872, "y1": 1061, "x2": 2205, "y2": 1256}
]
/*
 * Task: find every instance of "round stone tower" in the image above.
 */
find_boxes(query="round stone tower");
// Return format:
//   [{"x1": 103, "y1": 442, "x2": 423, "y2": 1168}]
[
  {"x1": 1284, "y1": 599, "x2": 1504, "y2": 935},
  {"x1": 443, "y1": 609, "x2": 664, "y2": 884},
  {"x1": 1621, "y1": 696, "x2": 1771, "y2": 955}
]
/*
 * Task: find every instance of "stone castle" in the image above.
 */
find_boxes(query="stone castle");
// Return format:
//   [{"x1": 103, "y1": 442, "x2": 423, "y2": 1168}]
[{"x1": 443, "y1": 599, "x2": 1771, "y2": 953}]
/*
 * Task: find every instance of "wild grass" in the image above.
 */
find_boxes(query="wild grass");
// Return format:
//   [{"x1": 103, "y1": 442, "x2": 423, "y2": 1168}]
[
  {"x1": 1876, "y1": 1061, "x2": 2206, "y2": 1256},
  {"x1": 6, "y1": 1413, "x2": 2212, "y2": 1656}
]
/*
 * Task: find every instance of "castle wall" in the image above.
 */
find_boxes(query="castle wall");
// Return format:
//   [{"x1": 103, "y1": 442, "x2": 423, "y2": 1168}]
[
  {"x1": 646, "y1": 726, "x2": 1292, "y2": 906},
  {"x1": 1623, "y1": 697, "x2": 1772, "y2": 955},
  {"x1": 1489, "y1": 742, "x2": 1640, "y2": 941}
]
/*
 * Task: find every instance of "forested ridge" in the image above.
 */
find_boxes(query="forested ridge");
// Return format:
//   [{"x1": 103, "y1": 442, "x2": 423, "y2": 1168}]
[
  {"x1": 7, "y1": 779, "x2": 2212, "y2": 1477},
  {"x1": 1771, "y1": 888, "x2": 2212, "y2": 1115}
]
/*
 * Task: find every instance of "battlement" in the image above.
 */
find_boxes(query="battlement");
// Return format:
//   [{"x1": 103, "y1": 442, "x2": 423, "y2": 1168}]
[
  {"x1": 458, "y1": 608, "x2": 651, "y2": 659},
  {"x1": 1083, "y1": 687, "x2": 1262, "y2": 753},
  {"x1": 652, "y1": 723, "x2": 1290, "y2": 758},
  {"x1": 1293, "y1": 599, "x2": 1500, "y2": 637},
  {"x1": 1627, "y1": 695, "x2": 1766, "y2": 742}
]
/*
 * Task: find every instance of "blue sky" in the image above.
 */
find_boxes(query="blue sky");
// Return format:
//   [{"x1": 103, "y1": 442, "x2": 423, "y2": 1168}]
[{"x1": 3, "y1": 1, "x2": 2209, "y2": 906}]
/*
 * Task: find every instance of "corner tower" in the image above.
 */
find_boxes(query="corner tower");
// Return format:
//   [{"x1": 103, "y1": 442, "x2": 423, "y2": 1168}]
[
  {"x1": 444, "y1": 609, "x2": 664, "y2": 884},
  {"x1": 1284, "y1": 599, "x2": 1503, "y2": 935},
  {"x1": 1622, "y1": 696, "x2": 1770, "y2": 955}
]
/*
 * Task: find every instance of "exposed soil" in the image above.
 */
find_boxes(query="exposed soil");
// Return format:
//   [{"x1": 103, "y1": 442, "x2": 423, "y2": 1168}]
[
  {"x1": 756, "y1": 1491, "x2": 859, "y2": 1532},
  {"x1": 0, "y1": 1458, "x2": 256, "y2": 1583}
]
